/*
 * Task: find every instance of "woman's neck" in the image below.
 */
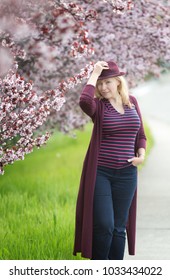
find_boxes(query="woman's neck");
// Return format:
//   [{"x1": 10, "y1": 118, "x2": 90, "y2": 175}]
[{"x1": 109, "y1": 93, "x2": 122, "y2": 105}]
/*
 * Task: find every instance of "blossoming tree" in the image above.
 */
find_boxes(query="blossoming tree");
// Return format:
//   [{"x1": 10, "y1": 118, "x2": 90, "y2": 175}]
[{"x1": 0, "y1": 0, "x2": 170, "y2": 174}]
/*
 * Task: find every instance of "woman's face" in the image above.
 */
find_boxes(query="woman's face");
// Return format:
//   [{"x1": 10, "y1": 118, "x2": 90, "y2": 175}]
[{"x1": 96, "y1": 77, "x2": 120, "y2": 100}]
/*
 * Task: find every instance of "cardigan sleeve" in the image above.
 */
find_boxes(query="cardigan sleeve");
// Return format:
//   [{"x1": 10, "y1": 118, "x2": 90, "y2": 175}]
[
  {"x1": 130, "y1": 95, "x2": 147, "y2": 151},
  {"x1": 79, "y1": 84, "x2": 97, "y2": 118}
]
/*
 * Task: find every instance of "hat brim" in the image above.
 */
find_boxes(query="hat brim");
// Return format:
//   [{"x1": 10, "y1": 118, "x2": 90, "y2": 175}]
[{"x1": 97, "y1": 71, "x2": 125, "y2": 80}]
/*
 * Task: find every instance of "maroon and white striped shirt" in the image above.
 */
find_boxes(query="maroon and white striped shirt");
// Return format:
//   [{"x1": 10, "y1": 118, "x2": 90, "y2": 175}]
[{"x1": 98, "y1": 99, "x2": 141, "y2": 169}]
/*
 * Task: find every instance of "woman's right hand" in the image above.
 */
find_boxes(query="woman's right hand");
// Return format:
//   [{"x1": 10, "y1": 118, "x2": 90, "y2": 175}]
[
  {"x1": 87, "y1": 61, "x2": 109, "y2": 86},
  {"x1": 93, "y1": 61, "x2": 109, "y2": 76}
]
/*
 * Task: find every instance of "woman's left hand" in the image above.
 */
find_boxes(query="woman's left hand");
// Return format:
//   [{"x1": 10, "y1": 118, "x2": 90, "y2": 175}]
[{"x1": 127, "y1": 156, "x2": 145, "y2": 166}]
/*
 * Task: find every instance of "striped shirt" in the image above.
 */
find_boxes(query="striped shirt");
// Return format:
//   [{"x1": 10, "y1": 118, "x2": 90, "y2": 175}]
[{"x1": 97, "y1": 99, "x2": 141, "y2": 169}]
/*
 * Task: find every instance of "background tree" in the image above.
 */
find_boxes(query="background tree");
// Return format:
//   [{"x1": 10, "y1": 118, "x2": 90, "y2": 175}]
[{"x1": 0, "y1": 0, "x2": 170, "y2": 174}]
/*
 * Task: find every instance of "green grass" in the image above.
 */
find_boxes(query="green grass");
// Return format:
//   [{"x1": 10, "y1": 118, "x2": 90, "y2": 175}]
[{"x1": 0, "y1": 122, "x2": 153, "y2": 260}]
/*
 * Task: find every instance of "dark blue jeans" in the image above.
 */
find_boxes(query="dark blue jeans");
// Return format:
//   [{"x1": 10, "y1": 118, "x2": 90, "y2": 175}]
[{"x1": 92, "y1": 165, "x2": 137, "y2": 260}]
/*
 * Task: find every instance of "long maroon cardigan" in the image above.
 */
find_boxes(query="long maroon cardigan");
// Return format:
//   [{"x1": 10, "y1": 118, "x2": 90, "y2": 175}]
[{"x1": 73, "y1": 85, "x2": 147, "y2": 259}]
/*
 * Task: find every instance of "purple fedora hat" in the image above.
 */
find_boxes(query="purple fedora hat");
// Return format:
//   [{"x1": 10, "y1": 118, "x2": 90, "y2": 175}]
[{"x1": 98, "y1": 61, "x2": 125, "y2": 80}]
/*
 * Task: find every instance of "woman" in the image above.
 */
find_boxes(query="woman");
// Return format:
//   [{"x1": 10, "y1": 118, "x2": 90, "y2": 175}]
[{"x1": 73, "y1": 61, "x2": 147, "y2": 260}]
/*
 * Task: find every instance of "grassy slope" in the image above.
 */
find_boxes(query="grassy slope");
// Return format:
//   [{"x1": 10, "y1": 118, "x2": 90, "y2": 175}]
[{"x1": 0, "y1": 122, "x2": 153, "y2": 260}]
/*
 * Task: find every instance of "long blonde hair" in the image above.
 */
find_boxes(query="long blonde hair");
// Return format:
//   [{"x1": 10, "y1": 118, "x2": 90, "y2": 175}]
[{"x1": 95, "y1": 76, "x2": 132, "y2": 108}]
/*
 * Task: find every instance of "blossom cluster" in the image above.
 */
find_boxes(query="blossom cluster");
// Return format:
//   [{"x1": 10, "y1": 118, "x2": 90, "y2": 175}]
[
  {"x1": 0, "y1": 70, "x2": 62, "y2": 174},
  {"x1": 102, "y1": 0, "x2": 134, "y2": 13},
  {"x1": 0, "y1": 59, "x2": 94, "y2": 174}
]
